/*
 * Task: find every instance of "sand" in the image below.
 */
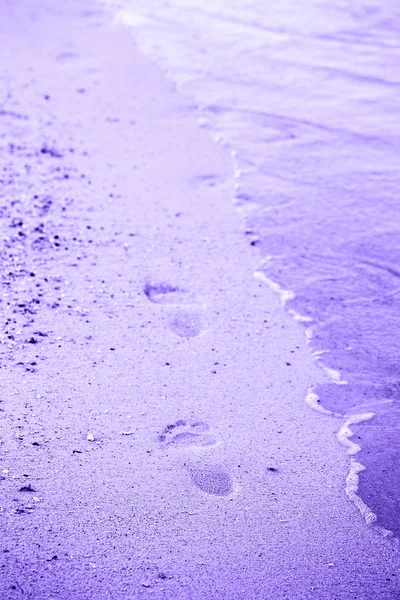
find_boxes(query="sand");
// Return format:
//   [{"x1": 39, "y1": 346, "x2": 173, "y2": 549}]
[{"x1": 0, "y1": 1, "x2": 399, "y2": 598}]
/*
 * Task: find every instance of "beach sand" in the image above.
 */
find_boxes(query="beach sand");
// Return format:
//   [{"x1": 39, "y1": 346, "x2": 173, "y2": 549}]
[{"x1": 0, "y1": 1, "x2": 399, "y2": 598}]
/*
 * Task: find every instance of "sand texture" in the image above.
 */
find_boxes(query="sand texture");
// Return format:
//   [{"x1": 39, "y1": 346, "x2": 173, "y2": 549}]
[{"x1": 0, "y1": 1, "x2": 399, "y2": 598}]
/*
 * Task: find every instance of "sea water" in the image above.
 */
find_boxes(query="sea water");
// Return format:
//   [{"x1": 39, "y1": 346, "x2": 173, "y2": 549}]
[{"x1": 102, "y1": 0, "x2": 400, "y2": 536}]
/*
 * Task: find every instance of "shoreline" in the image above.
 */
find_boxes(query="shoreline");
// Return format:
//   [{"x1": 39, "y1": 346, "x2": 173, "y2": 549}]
[
  {"x1": 101, "y1": 0, "x2": 397, "y2": 542},
  {"x1": 1, "y1": 1, "x2": 400, "y2": 598},
  {"x1": 105, "y1": 0, "x2": 400, "y2": 541}
]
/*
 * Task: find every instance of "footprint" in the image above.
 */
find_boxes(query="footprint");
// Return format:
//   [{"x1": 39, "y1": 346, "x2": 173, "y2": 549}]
[
  {"x1": 167, "y1": 311, "x2": 202, "y2": 338},
  {"x1": 158, "y1": 420, "x2": 233, "y2": 496},
  {"x1": 143, "y1": 281, "x2": 204, "y2": 338},
  {"x1": 185, "y1": 463, "x2": 233, "y2": 496},
  {"x1": 158, "y1": 420, "x2": 217, "y2": 448},
  {"x1": 189, "y1": 173, "x2": 220, "y2": 188}
]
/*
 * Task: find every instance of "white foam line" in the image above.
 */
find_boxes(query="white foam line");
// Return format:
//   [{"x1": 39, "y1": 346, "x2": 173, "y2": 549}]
[
  {"x1": 287, "y1": 308, "x2": 313, "y2": 323},
  {"x1": 345, "y1": 458, "x2": 377, "y2": 526},
  {"x1": 311, "y1": 349, "x2": 329, "y2": 359},
  {"x1": 322, "y1": 366, "x2": 348, "y2": 385},
  {"x1": 307, "y1": 380, "x2": 396, "y2": 537},
  {"x1": 253, "y1": 267, "x2": 349, "y2": 385},
  {"x1": 305, "y1": 391, "x2": 338, "y2": 416},
  {"x1": 336, "y1": 412, "x2": 392, "y2": 531},
  {"x1": 338, "y1": 412, "x2": 374, "y2": 455},
  {"x1": 253, "y1": 271, "x2": 295, "y2": 306},
  {"x1": 305, "y1": 326, "x2": 314, "y2": 341},
  {"x1": 305, "y1": 395, "x2": 394, "y2": 535},
  {"x1": 345, "y1": 457, "x2": 394, "y2": 536}
]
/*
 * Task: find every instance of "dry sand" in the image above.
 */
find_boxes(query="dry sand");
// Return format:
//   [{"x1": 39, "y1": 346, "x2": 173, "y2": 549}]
[{"x1": 0, "y1": 1, "x2": 399, "y2": 599}]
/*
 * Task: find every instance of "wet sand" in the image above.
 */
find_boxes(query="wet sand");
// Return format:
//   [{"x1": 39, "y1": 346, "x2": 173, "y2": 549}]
[{"x1": 1, "y1": 1, "x2": 399, "y2": 598}]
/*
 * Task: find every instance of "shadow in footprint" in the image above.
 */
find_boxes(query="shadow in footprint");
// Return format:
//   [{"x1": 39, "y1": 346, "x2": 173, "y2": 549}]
[
  {"x1": 186, "y1": 464, "x2": 233, "y2": 496},
  {"x1": 189, "y1": 173, "x2": 221, "y2": 188},
  {"x1": 158, "y1": 420, "x2": 217, "y2": 448},
  {"x1": 143, "y1": 282, "x2": 187, "y2": 305}
]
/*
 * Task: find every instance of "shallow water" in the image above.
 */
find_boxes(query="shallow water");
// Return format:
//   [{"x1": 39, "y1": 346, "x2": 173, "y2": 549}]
[{"x1": 103, "y1": 0, "x2": 400, "y2": 536}]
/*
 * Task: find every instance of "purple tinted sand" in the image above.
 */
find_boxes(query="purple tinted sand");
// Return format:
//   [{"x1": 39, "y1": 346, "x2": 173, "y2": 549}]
[{"x1": 1, "y1": 1, "x2": 400, "y2": 599}]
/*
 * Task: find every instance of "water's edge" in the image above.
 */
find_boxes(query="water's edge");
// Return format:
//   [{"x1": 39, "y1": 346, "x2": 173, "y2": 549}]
[{"x1": 100, "y1": 0, "x2": 400, "y2": 540}]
